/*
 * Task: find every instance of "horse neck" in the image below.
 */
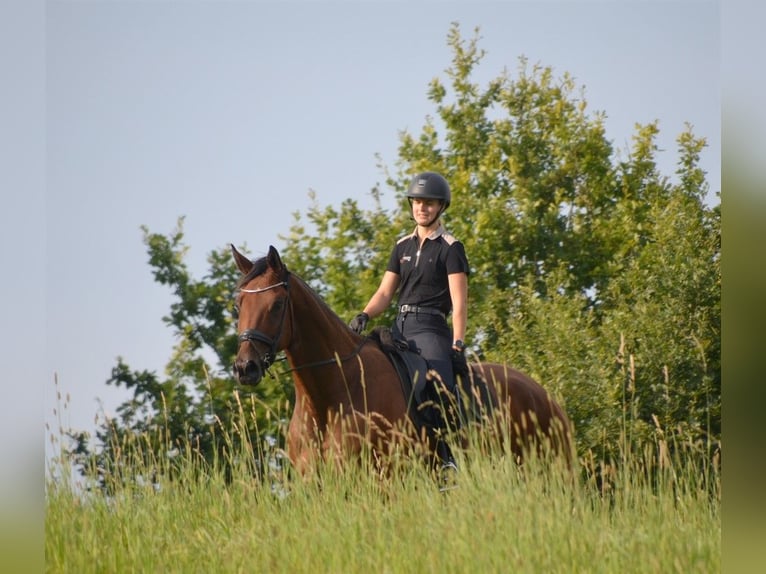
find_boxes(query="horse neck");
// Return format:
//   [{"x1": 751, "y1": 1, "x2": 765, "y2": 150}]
[{"x1": 284, "y1": 280, "x2": 362, "y2": 408}]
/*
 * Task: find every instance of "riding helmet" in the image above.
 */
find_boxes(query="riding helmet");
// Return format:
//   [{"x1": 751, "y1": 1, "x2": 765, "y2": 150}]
[{"x1": 406, "y1": 172, "x2": 451, "y2": 209}]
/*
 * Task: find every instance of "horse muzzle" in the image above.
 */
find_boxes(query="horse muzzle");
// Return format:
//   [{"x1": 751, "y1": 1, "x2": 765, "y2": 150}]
[
  {"x1": 233, "y1": 356, "x2": 266, "y2": 386},
  {"x1": 234, "y1": 329, "x2": 278, "y2": 386}
]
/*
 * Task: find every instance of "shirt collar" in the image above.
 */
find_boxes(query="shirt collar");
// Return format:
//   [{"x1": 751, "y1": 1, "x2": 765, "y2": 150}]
[{"x1": 408, "y1": 224, "x2": 446, "y2": 242}]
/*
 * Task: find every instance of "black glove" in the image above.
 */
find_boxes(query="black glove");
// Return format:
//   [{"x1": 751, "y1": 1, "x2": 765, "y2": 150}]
[
  {"x1": 349, "y1": 312, "x2": 369, "y2": 334},
  {"x1": 451, "y1": 341, "x2": 469, "y2": 378}
]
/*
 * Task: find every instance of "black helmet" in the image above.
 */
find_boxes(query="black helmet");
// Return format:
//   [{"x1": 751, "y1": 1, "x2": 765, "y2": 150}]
[{"x1": 406, "y1": 172, "x2": 451, "y2": 209}]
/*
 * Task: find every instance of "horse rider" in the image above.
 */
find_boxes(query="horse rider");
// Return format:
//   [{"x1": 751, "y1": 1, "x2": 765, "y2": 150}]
[{"x1": 349, "y1": 171, "x2": 470, "y2": 474}]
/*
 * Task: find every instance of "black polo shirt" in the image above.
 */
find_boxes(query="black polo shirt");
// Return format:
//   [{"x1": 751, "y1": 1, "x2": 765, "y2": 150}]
[{"x1": 386, "y1": 225, "x2": 470, "y2": 315}]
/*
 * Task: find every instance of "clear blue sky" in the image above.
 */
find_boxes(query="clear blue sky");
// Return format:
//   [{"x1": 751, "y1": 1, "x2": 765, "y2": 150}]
[{"x1": 19, "y1": 1, "x2": 729, "y2": 460}]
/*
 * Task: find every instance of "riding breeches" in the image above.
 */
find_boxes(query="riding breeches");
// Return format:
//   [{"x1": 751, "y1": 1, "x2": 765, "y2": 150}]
[{"x1": 393, "y1": 311, "x2": 455, "y2": 393}]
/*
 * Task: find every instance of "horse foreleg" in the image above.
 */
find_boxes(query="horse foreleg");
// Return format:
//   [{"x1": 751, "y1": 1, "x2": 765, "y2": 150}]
[{"x1": 286, "y1": 414, "x2": 324, "y2": 478}]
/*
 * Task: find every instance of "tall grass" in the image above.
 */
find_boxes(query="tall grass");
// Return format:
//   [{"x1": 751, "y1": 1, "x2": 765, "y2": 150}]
[{"x1": 46, "y1": 397, "x2": 719, "y2": 574}]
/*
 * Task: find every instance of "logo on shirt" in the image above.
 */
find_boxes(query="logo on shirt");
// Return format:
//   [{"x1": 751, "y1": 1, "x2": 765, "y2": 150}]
[{"x1": 400, "y1": 255, "x2": 412, "y2": 263}]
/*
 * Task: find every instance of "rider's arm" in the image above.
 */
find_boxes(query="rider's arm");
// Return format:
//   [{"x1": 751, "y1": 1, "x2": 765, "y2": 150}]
[
  {"x1": 448, "y1": 271, "x2": 468, "y2": 348},
  {"x1": 363, "y1": 271, "x2": 400, "y2": 319}
]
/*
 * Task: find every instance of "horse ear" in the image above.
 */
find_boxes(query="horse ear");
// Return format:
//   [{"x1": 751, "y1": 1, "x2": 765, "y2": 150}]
[
  {"x1": 267, "y1": 245, "x2": 284, "y2": 271},
  {"x1": 231, "y1": 244, "x2": 253, "y2": 275}
]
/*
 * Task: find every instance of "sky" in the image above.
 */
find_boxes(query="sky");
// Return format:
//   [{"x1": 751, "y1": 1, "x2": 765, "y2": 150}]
[{"x1": 7, "y1": 1, "x2": 728, "y2": 466}]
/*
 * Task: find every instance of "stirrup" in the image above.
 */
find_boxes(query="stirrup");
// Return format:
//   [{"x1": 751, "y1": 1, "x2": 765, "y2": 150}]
[
  {"x1": 438, "y1": 461, "x2": 459, "y2": 492},
  {"x1": 440, "y1": 460, "x2": 458, "y2": 472}
]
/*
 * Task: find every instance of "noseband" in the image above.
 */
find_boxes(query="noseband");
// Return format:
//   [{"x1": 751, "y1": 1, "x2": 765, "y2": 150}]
[{"x1": 237, "y1": 274, "x2": 291, "y2": 374}]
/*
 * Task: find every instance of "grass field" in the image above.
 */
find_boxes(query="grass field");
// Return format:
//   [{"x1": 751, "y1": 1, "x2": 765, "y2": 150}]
[{"x1": 45, "y1": 422, "x2": 720, "y2": 574}]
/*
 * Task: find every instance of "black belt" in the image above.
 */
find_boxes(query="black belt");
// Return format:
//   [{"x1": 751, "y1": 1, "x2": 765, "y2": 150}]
[{"x1": 399, "y1": 304, "x2": 445, "y2": 318}]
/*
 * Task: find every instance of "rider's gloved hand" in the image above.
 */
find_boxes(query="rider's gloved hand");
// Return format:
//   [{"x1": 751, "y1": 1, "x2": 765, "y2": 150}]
[
  {"x1": 451, "y1": 340, "x2": 469, "y2": 378},
  {"x1": 349, "y1": 312, "x2": 369, "y2": 334}
]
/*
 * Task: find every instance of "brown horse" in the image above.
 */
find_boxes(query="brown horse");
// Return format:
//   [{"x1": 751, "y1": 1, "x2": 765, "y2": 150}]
[{"x1": 232, "y1": 245, "x2": 573, "y2": 476}]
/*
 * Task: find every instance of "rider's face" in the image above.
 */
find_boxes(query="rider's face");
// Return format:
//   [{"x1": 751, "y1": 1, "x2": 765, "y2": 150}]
[{"x1": 411, "y1": 198, "x2": 442, "y2": 227}]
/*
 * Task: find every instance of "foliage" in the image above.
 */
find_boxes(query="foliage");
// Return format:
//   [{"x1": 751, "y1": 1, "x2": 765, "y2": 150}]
[{"x1": 64, "y1": 23, "x2": 720, "y2": 488}]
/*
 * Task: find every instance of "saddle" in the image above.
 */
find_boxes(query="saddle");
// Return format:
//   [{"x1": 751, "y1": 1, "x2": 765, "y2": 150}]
[{"x1": 367, "y1": 327, "x2": 497, "y2": 434}]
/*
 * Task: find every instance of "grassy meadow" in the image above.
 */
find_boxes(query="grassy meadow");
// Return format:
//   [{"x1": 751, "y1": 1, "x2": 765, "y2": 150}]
[{"x1": 46, "y1": 416, "x2": 720, "y2": 574}]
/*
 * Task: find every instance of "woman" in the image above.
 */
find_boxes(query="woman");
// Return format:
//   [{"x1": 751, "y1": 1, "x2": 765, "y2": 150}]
[{"x1": 349, "y1": 171, "x2": 470, "y2": 472}]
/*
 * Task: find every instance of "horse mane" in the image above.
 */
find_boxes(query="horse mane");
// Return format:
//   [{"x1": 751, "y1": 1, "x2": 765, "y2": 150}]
[
  {"x1": 236, "y1": 255, "x2": 359, "y2": 336},
  {"x1": 290, "y1": 273, "x2": 359, "y2": 334}
]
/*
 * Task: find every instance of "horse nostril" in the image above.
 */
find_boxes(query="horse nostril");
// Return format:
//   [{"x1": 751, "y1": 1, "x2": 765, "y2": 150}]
[{"x1": 234, "y1": 358, "x2": 262, "y2": 385}]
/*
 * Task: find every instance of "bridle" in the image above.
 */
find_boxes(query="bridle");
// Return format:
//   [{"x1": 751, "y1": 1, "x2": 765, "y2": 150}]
[
  {"x1": 237, "y1": 274, "x2": 291, "y2": 375},
  {"x1": 236, "y1": 271, "x2": 369, "y2": 381}
]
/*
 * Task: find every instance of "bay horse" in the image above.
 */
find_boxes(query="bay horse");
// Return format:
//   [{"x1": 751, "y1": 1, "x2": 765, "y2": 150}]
[{"x1": 232, "y1": 245, "x2": 573, "y2": 476}]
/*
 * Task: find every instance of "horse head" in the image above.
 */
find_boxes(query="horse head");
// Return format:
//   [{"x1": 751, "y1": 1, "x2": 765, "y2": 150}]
[{"x1": 231, "y1": 244, "x2": 292, "y2": 386}]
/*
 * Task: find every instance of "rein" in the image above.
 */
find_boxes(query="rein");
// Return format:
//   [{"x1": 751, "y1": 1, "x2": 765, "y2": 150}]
[
  {"x1": 274, "y1": 337, "x2": 370, "y2": 377},
  {"x1": 237, "y1": 271, "x2": 369, "y2": 380}
]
